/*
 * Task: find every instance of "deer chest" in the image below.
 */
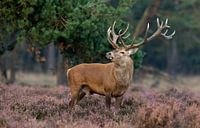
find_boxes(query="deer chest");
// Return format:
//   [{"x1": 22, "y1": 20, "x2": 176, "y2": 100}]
[{"x1": 111, "y1": 84, "x2": 128, "y2": 97}]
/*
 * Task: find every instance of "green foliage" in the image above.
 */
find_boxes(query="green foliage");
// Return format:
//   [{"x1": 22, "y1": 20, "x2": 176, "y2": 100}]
[
  {"x1": 61, "y1": 0, "x2": 136, "y2": 63},
  {"x1": 1, "y1": 0, "x2": 145, "y2": 69},
  {"x1": 133, "y1": 50, "x2": 145, "y2": 69}
]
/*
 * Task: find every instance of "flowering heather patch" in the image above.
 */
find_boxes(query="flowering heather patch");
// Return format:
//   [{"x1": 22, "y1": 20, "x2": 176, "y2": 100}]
[{"x1": 0, "y1": 83, "x2": 200, "y2": 128}]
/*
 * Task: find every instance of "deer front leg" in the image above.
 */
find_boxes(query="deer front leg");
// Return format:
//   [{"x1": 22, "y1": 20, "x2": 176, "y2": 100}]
[{"x1": 105, "y1": 94, "x2": 111, "y2": 109}]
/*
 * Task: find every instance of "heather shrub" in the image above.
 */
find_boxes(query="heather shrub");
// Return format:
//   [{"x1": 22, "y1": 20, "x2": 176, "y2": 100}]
[
  {"x1": 0, "y1": 83, "x2": 200, "y2": 128},
  {"x1": 177, "y1": 104, "x2": 200, "y2": 128},
  {"x1": 0, "y1": 117, "x2": 8, "y2": 128},
  {"x1": 134, "y1": 88, "x2": 200, "y2": 128},
  {"x1": 164, "y1": 88, "x2": 200, "y2": 106},
  {"x1": 135, "y1": 101, "x2": 179, "y2": 127}
]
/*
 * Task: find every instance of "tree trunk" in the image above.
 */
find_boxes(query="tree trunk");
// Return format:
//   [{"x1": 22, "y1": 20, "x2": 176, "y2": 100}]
[
  {"x1": 9, "y1": 46, "x2": 17, "y2": 83},
  {"x1": 133, "y1": 0, "x2": 161, "y2": 38},
  {"x1": 0, "y1": 56, "x2": 8, "y2": 83},
  {"x1": 167, "y1": 39, "x2": 178, "y2": 80},
  {"x1": 56, "y1": 53, "x2": 66, "y2": 86},
  {"x1": 47, "y1": 43, "x2": 56, "y2": 71}
]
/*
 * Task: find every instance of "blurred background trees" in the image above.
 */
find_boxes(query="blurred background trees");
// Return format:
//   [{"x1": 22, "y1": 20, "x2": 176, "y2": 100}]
[{"x1": 0, "y1": 0, "x2": 200, "y2": 85}]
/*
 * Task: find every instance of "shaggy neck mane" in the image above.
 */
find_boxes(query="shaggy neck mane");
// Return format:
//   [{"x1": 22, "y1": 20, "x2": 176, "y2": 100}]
[{"x1": 113, "y1": 57, "x2": 133, "y2": 86}]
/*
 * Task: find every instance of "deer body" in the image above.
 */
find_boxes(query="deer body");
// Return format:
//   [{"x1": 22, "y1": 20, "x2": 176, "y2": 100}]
[
  {"x1": 67, "y1": 18, "x2": 175, "y2": 109},
  {"x1": 68, "y1": 62, "x2": 132, "y2": 95},
  {"x1": 68, "y1": 56, "x2": 133, "y2": 108}
]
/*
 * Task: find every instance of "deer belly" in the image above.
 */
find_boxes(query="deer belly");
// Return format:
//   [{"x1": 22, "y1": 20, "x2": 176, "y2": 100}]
[{"x1": 86, "y1": 83, "x2": 106, "y2": 95}]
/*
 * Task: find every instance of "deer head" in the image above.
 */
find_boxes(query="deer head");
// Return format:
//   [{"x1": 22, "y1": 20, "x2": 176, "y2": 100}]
[{"x1": 106, "y1": 18, "x2": 176, "y2": 62}]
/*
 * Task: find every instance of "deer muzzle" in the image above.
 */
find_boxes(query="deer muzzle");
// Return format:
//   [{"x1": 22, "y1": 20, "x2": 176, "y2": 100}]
[{"x1": 106, "y1": 52, "x2": 114, "y2": 60}]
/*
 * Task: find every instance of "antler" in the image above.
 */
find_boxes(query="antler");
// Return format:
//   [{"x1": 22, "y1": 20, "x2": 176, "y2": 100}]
[
  {"x1": 126, "y1": 18, "x2": 176, "y2": 50},
  {"x1": 107, "y1": 21, "x2": 130, "y2": 49},
  {"x1": 118, "y1": 24, "x2": 131, "y2": 48}
]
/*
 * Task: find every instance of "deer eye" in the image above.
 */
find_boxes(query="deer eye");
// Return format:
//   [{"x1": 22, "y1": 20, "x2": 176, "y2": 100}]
[{"x1": 120, "y1": 51, "x2": 125, "y2": 54}]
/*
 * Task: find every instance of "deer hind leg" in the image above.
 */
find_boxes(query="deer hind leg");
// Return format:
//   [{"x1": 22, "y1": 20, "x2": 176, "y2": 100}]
[
  {"x1": 77, "y1": 91, "x2": 86, "y2": 103},
  {"x1": 105, "y1": 94, "x2": 111, "y2": 109},
  {"x1": 77, "y1": 85, "x2": 91, "y2": 103},
  {"x1": 69, "y1": 84, "x2": 89, "y2": 108},
  {"x1": 69, "y1": 86, "x2": 80, "y2": 108},
  {"x1": 69, "y1": 95, "x2": 78, "y2": 109}
]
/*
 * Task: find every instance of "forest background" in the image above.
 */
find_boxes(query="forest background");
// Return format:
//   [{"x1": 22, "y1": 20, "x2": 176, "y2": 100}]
[{"x1": 0, "y1": 0, "x2": 200, "y2": 86}]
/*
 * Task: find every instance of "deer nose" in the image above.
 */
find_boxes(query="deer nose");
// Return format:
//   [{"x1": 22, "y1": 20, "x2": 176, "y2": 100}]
[{"x1": 106, "y1": 52, "x2": 113, "y2": 60}]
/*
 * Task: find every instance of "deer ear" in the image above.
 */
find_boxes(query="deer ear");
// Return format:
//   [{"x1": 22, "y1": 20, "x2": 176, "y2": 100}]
[{"x1": 128, "y1": 48, "x2": 138, "y2": 55}]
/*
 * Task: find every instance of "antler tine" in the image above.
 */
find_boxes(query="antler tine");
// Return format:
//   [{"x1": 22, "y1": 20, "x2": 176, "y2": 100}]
[
  {"x1": 160, "y1": 21, "x2": 164, "y2": 27},
  {"x1": 119, "y1": 25, "x2": 130, "y2": 39},
  {"x1": 111, "y1": 21, "x2": 116, "y2": 35},
  {"x1": 107, "y1": 27, "x2": 111, "y2": 41},
  {"x1": 107, "y1": 21, "x2": 120, "y2": 49},
  {"x1": 111, "y1": 21, "x2": 120, "y2": 42},
  {"x1": 161, "y1": 18, "x2": 175, "y2": 39},
  {"x1": 161, "y1": 30, "x2": 176, "y2": 39},
  {"x1": 119, "y1": 23, "x2": 129, "y2": 36},
  {"x1": 118, "y1": 24, "x2": 131, "y2": 39},
  {"x1": 144, "y1": 22, "x2": 150, "y2": 41},
  {"x1": 107, "y1": 26, "x2": 119, "y2": 49},
  {"x1": 122, "y1": 33, "x2": 130, "y2": 39},
  {"x1": 162, "y1": 29, "x2": 168, "y2": 35},
  {"x1": 118, "y1": 30, "x2": 127, "y2": 48},
  {"x1": 157, "y1": 18, "x2": 160, "y2": 27},
  {"x1": 118, "y1": 24, "x2": 130, "y2": 48},
  {"x1": 164, "y1": 18, "x2": 170, "y2": 28}
]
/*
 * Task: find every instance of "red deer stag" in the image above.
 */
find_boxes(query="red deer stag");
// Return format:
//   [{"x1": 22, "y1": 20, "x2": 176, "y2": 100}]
[{"x1": 67, "y1": 18, "x2": 175, "y2": 109}]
